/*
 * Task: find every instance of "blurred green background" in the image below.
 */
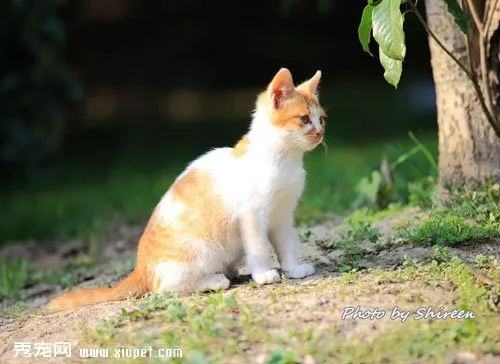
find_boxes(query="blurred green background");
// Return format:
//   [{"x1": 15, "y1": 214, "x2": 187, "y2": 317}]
[{"x1": 0, "y1": 0, "x2": 438, "y2": 245}]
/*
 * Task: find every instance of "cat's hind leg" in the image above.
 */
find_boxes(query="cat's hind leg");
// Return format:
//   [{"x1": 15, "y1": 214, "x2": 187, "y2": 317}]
[
  {"x1": 194, "y1": 273, "x2": 231, "y2": 292},
  {"x1": 153, "y1": 262, "x2": 231, "y2": 293}
]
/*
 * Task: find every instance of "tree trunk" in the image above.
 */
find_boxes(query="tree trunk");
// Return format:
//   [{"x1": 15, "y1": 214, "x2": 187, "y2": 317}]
[{"x1": 424, "y1": 0, "x2": 500, "y2": 188}]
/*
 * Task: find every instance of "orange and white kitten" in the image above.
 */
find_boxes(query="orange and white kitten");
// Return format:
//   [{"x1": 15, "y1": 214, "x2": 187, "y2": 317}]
[{"x1": 48, "y1": 68, "x2": 326, "y2": 311}]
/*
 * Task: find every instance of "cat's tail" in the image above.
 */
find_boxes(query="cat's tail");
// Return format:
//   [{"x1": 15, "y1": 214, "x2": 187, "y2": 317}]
[{"x1": 47, "y1": 269, "x2": 148, "y2": 311}]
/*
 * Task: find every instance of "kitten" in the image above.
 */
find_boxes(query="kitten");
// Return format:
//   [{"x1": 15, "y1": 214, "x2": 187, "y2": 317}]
[{"x1": 47, "y1": 68, "x2": 326, "y2": 311}]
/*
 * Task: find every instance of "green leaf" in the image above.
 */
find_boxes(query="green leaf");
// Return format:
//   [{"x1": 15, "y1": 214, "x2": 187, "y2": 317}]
[
  {"x1": 372, "y1": 0, "x2": 406, "y2": 61},
  {"x1": 379, "y1": 48, "x2": 402, "y2": 88},
  {"x1": 358, "y1": 5, "x2": 374, "y2": 56},
  {"x1": 439, "y1": 0, "x2": 468, "y2": 33}
]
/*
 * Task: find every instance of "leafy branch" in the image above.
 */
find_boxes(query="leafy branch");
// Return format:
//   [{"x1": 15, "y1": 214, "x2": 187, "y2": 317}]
[{"x1": 358, "y1": 0, "x2": 500, "y2": 138}]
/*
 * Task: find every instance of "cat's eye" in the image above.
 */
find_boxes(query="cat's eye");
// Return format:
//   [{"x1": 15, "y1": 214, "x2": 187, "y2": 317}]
[
  {"x1": 299, "y1": 115, "x2": 311, "y2": 125},
  {"x1": 320, "y1": 117, "x2": 326, "y2": 126}
]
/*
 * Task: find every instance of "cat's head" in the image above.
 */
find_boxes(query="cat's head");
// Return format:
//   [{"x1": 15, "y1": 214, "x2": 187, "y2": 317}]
[{"x1": 256, "y1": 68, "x2": 326, "y2": 152}]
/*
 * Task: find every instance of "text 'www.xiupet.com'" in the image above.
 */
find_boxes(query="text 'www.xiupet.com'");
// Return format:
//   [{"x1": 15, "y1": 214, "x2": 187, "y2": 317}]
[{"x1": 14, "y1": 342, "x2": 183, "y2": 360}]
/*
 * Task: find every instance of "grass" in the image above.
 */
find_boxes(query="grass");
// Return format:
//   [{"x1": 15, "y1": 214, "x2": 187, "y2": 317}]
[
  {"x1": 0, "y1": 302, "x2": 27, "y2": 319},
  {"x1": 313, "y1": 178, "x2": 500, "y2": 272},
  {"x1": 74, "y1": 255, "x2": 500, "y2": 363},
  {"x1": 398, "y1": 213, "x2": 500, "y2": 246},
  {"x1": 396, "y1": 182, "x2": 500, "y2": 247},
  {"x1": 0, "y1": 258, "x2": 30, "y2": 300},
  {"x1": 315, "y1": 221, "x2": 381, "y2": 272},
  {"x1": 79, "y1": 292, "x2": 246, "y2": 363},
  {"x1": 0, "y1": 250, "x2": 103, "y2": 301}
]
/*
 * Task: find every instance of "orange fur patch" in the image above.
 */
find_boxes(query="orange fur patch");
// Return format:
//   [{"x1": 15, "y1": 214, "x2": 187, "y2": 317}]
[
  {"x1": 170, "y1": 169, "x2": 232, "y2": 246},
  {"x1": 140, "y1": 168, "x2": 233, "y2": 291},
  {"x1": 138, "y1": 210, "x2": 196, "y2": 265},
  {"x1": 232, "y1": 136, "x2": 249, "y2": 158}
]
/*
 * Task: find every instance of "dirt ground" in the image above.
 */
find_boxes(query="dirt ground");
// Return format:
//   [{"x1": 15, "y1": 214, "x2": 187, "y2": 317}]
[{"x1": 1, "y1": 211, "x2": 500, "y2": 363}]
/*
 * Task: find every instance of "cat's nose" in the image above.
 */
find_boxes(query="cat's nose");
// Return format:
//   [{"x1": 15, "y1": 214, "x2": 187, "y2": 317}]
[{"x1": 315, "y1": 130, "x2": 324, "y2": 137}]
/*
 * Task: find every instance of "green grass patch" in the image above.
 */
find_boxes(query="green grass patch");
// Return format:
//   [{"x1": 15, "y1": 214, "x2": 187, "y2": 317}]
[
  {"x1": 0, "y1": 253, "x2": 99, "y2": 301},
  {"x1": 398, "y1": 213, "x2": 500, "y2": 246},
  {"x1": 316, "y1": 221, "x2": 381, "y2": 272},
  {"x1": 0, "y1": 258, "x2": 30, "y2": 300},
  {"x1": 341, "y1": 181, "x2": 500, "y2": 254},
  {"x1": 344, "y1": 202, "x2": 407, "y2": 225},
  {"x1": 396, "y1": 183, "x2": 500, "y2": 247},
  {"x1": 29, "y1": 253, "x2": 99, "y2": 291},
  {"x1": 82, "y1": 291, "x2": 252, "y2": 363}
]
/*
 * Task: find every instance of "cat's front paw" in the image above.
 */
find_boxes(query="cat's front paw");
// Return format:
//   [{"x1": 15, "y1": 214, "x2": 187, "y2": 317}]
[
  {"x1": 253, "y1": 269, "x2": 281, "y2": 284},
  {"x1": 284, "y1": 263, "x2": 315, "y2": 279}
]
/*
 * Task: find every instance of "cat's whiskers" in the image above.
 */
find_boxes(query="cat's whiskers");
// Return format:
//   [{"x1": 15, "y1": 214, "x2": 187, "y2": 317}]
[{"x1": 320, "y1": 139, "x2": 328, "y2": 156}]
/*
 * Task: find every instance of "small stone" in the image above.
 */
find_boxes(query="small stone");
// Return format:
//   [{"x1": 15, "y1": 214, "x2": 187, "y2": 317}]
[
  {"x1": 115, "y1": 240, "x2": 126, "y2": 251},
  {"x1": 317, "y1": 297, "x2": 330, "y2": 306},
  {"x1": 304, "y1": 354, "x2": 316, "y2": 364},
  {"x1": 452, "y1": 351, "x2": 477, "y2": 363},
  {"x1": 57, "y1": 240, "x2": 85, "y2": 258}
]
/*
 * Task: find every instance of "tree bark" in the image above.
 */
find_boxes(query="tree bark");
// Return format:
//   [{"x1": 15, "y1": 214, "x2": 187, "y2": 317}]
[{"x1": 424, "y1": 0, "x2": 500, "y2": 188}]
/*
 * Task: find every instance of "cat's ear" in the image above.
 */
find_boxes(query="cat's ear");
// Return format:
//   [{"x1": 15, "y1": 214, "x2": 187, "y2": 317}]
[
  {"x1": 268, "y1": 68, "x2": 295, "y2": 109},
  {"x1": 297, "y1": 70, "x2": 322, "y2": 96}
]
